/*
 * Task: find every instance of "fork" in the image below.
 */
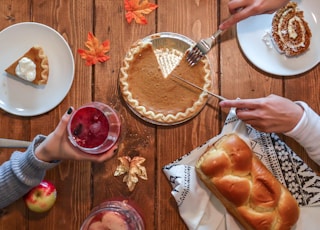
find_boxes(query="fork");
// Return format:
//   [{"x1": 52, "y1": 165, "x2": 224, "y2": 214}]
[{"x1": 186, "y1": 29, "x2": 224, "y2": 66}]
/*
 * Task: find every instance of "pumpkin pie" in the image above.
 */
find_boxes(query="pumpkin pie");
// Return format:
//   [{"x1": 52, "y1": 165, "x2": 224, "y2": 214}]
[
  {"x1": 119, "y1": 41, "x2": 212, "y2": 124},
  {"x1": 5, "y1": 46, "x2": 49, "y2": 85}
]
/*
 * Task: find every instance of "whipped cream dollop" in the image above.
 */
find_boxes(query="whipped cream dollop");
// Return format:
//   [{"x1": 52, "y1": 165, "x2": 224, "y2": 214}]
[{"x1": 15, "y1": 57, "x2": 36, "y2": 82}]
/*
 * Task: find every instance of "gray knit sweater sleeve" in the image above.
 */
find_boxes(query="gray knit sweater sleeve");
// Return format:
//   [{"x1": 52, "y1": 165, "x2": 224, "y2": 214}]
[{"x1": 0, "y1": 135, "x2": 60, "y2": 208}]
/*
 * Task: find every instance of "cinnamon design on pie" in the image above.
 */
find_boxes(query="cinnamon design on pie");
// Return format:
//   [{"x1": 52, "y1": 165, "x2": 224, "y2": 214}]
[
  {"x1": 5, "y1": 46, "x2": 49, "y2": 85},
  {"x1": 119, "y1": 41, "x2": 212, "y2": 124}
]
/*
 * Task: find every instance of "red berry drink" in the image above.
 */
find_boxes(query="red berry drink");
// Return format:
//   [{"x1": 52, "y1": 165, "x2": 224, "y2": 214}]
[
  {"x1": 80, "y1": 200, "x2": 145, "y2": 230},
  {"x1": 68, "y1": 102, "x2": 121, "y2": 154}
]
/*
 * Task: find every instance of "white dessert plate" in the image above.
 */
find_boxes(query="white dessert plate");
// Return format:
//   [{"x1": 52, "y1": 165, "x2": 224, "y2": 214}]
[
  {"x1": 0, "y1": 22, "x2": 74, "y2": 116},
  {"x1": 236, "y1": 0, "x2": 320, "y2": 76}
]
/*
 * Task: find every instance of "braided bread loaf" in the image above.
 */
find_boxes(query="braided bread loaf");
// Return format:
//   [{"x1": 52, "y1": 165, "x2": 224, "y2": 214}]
[{"x1": 196, "y1": 133, "x2": 299, "y2": 230}]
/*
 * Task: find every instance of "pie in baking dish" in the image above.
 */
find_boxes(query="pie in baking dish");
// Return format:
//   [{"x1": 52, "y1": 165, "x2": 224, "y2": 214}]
[
  {"x1": 5, "y1": 46, "x2": 49, "y2": 85},
  {"x1": 119, "y1": 41, "x2": 212, "y2": 124}
]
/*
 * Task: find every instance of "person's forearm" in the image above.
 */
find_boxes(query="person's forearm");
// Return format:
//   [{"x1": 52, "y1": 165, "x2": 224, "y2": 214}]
[
  {"x1": 0, "y1": 135, "x2": 59, "y2": 208},
  {"x1": 284, "y1": 102, "x2": 320, "y2": 165}
]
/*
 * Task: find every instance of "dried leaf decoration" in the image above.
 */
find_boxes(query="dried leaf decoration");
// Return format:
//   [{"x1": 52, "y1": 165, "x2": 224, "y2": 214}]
[
  {"x1": 124, "y1": 0, "x2": 158, "y2": 24},
  {"x1": 78, "y1": 32, "x2": 110, "y2": 66},
  {"x1": 114, "y1": 156, "x2": 147, "y2": 191}
]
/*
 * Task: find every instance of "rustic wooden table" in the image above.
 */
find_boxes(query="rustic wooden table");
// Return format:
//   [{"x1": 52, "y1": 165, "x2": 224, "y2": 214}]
[{"x1": 0, "y1": 0, "x2": 319, "y2": 229}]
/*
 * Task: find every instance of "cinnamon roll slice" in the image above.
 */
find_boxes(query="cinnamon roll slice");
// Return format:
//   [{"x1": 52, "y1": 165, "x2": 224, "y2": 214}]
[{"x1": 271, "y1": 2, "x2": 312, "y2": 57}]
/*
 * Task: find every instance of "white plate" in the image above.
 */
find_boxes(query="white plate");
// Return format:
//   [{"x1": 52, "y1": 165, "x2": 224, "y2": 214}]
[
  {"x1": 0, "y1": 22, "x2": 74, "y2": 116},
  {"x1": 236, "y1": 0, "x2": 320, "y2": 76}
]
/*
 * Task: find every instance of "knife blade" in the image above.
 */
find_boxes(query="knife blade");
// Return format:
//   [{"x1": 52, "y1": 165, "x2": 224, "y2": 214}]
[
  {"x1": 0, "y1": 138, "x2": 31, "y2": 148},
  {"x1": 170, "y1": 74, "x2": 226, "y2": 101}
]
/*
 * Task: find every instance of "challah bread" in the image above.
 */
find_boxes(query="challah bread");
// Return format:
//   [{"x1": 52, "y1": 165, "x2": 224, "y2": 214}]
[{"x1": 196, "y1": 133, "x2": 299, "y2": 230}]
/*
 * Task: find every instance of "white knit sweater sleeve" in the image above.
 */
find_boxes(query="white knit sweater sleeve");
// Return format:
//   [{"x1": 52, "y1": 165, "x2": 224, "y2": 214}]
[{"x1": 284, "y1": 101, "x2": 320, "y2": 165}]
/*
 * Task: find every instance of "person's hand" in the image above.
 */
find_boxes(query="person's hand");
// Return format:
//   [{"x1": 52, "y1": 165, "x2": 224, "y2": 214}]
[
  {"x1": 35, "y1": 107, "x2": 118, "y2": 163},
  {"x1": 219, "y1": 0, "x2": 290, "y2": 30},
  {"x1": 219, "y1": 94, "x2": 304, "y2": 133}
]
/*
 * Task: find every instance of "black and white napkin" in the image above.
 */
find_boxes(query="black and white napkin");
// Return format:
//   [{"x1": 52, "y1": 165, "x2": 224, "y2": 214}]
[{"x1": 163, "y1": 108, "x2": 320, "y2": 230}]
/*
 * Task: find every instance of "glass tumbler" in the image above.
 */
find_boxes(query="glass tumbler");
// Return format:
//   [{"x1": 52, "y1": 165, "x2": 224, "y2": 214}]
[
  {"x1": 80, "y1": 200, "x2": 145, "y2": 230},
  {"x1": 67, "y1": 102, "x2": 121, "y2": 154}
]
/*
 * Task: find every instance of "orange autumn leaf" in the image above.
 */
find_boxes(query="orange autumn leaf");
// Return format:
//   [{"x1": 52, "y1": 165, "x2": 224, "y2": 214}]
[
  {"x1": 124, "y1": 0, "x2": 158, "y2": 24},
  {"x1": 78, "y1": 32, "x2": 110, "y2": 66}
]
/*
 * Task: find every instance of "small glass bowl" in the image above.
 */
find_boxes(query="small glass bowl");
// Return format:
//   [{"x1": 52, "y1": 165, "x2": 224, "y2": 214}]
[
  {"x1": 67, "y1": 102, "x2": 121, "y2": 154},
  {"x1": 80, "y1": 200, "x2": 145, "y2": 230}
]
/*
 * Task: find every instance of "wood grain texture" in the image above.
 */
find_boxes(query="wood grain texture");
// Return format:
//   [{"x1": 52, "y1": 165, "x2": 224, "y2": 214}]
[
  {"x1": 0, "y1": 0, "x2": 319, "y2": 229},
  {"x1": 157, "y1": 1, "x2": 219, "y2": 229},
  {"x1": 0, "y1": 1, "x2": 32, "y2": 229}
]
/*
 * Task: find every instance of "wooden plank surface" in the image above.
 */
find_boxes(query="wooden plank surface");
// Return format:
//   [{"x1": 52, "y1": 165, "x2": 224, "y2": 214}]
[
  {"x1": 0, "y1": 1, "x2": 32, "y2": 230},
  {"x1": 29, "y1": 1, "x2": 93, "y2": 230},
  {"x1": 157, "y1": 1, "x2": 219, "y2": 229},
  {"x1": 0, "y1": 0, "x2": 319, "y2": 229},
  {"x1": 92, "y1": 1, "x2": 157, "y2": 230}
]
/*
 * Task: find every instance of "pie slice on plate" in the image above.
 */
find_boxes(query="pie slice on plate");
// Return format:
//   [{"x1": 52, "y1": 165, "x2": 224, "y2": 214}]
[{"x1": 5, "y1": 46, "x2": 49, "y2": 85}]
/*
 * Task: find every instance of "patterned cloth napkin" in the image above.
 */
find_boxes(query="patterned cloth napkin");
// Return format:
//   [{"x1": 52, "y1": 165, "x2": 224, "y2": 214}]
[{"x1": 163, "y1": 108, "x2": 320, "y2": 230}]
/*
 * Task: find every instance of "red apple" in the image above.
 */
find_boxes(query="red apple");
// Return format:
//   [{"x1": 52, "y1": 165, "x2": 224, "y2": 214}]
[{"x1": 24, "y1": 180, "x2": 57, "y2": 213}]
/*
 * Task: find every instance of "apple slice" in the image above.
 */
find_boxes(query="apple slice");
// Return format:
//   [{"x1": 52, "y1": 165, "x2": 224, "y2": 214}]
[
  {"x1": 88, "y1": 211, "x2": 129, "y2": 230},
  {"x1": 101, "y1": 211, "x2": 128, "y2": 230},
  {"x1": 88, "y1": 221, "x2": 105, "y2": 230}
]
